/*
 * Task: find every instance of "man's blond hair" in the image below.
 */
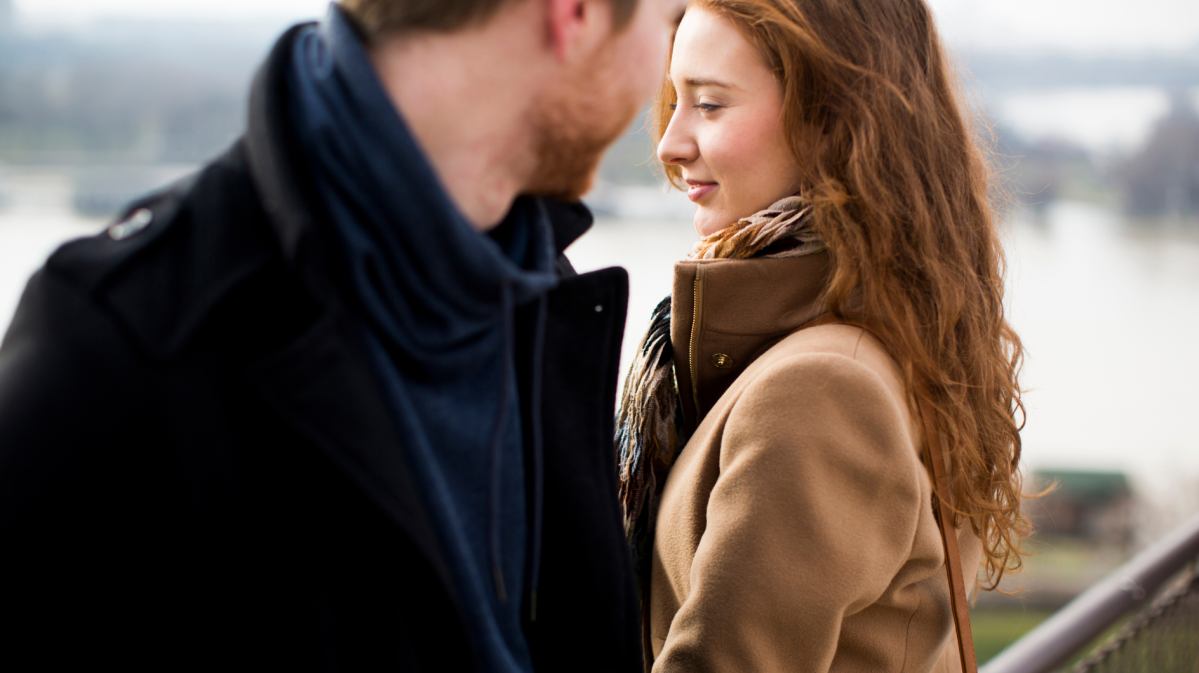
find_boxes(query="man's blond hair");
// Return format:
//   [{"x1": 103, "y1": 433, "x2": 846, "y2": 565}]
[{"x1": 340, "y1": 0, "x2": 640, "y2": 38}]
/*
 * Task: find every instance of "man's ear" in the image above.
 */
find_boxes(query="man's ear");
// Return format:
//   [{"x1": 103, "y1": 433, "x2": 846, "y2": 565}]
[{"x1": 546, "y1": 0, "x2": 611, "y2": 61}]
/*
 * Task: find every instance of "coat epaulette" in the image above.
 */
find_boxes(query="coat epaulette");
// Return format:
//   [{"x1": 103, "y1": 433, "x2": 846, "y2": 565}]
[{"x1": 44, "y1": 142, "x2": 281, "y2": 361}]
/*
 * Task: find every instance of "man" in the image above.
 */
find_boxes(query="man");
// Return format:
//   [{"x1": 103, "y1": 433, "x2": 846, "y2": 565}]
[{"x1": 0, "y1": 0, "x2": 684, "y2": 669}]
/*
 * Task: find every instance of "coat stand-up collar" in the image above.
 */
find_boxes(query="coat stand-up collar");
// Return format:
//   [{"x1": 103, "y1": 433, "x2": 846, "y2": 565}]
[{"x1": 671, "y1": 253, "x2": 838, "y2": 428}]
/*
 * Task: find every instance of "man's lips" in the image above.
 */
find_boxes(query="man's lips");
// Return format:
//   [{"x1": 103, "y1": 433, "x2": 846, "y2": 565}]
[{"x1": 686, "y1": 181, "x2": 717, "y2": 202}]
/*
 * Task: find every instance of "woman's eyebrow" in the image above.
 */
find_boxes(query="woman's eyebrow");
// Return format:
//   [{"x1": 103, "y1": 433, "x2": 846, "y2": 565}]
[{"x1": 683, "y1": 76, "x2": 740, "y2": 91}]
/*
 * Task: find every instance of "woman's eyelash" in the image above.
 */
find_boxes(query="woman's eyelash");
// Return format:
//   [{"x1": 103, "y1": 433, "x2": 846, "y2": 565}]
[{"x1": 667, "y1": 103, "x2": 721, "y2": 113}]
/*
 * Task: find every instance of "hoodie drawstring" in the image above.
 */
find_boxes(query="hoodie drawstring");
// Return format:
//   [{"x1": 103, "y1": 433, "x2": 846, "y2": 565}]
[
  {"x1": 488, "y1": 282, "x2": 547, "y2": 617},
  {"x1": 488, "y1": 281, "x2": 515, "y2": 603}
]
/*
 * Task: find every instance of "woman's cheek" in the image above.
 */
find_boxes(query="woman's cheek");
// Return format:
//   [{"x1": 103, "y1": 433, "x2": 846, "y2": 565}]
[{"x1": 723, "y1": 128, "x2": 776, "y2": 208}]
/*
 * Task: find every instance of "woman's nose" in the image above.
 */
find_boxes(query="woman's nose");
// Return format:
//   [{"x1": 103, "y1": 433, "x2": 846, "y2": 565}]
[{"x1": 657, "y1": 109, "x2": 697, "y2": 166}]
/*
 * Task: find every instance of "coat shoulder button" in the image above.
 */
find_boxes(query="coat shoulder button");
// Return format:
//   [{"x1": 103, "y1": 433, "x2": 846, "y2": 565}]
[
  {"x1": 711, "y1": 353, "x2": 734, "y2": 369},
  {"x1": 107, "y1": 208, "x2": 154, "y2": 241}
]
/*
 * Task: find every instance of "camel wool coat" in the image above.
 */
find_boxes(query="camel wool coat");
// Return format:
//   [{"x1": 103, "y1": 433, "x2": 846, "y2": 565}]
[{"x1": 648, "y1": 251, "x2": 982, "y2": 673}]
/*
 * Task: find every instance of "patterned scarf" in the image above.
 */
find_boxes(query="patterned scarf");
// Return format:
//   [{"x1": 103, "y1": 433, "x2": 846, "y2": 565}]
[{"x1": 615, "y1": 196, "x2": 826, "y2": 599}]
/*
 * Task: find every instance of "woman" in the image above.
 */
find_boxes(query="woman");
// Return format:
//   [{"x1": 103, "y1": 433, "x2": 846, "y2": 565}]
[{"x1": 616, "y1": 0, "x2": 1027, "y2": 671}]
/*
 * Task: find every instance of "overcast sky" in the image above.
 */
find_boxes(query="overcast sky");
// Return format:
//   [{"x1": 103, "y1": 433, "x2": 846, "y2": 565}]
[{"x1": 11, "y1": 0, "x2": 1199, "y2": 54}]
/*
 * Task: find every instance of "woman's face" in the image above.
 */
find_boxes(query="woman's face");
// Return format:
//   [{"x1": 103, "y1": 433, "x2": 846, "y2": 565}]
[{"x1": 658, "y1": 7, "x2": 803, "y2": 237}]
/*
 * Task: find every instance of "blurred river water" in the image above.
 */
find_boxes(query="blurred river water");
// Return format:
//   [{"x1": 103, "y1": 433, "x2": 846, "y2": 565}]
[{"x1": 2, "y1": 195, "x2": 1198, "y2": 528}]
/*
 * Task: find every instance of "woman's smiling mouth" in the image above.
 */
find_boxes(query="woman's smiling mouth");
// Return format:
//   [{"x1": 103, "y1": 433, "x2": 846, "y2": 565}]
[{"x1": 686, "y1": 180, "x2": 718, "y2": 202}]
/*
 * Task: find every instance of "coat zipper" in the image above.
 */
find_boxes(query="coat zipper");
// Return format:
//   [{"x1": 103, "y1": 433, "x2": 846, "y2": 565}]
[{"x1": 688, "y1": 273, "x2": 701, "y2": 412}]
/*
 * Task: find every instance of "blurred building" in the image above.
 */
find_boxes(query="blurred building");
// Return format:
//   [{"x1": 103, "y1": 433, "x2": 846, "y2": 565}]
[
  {"x1": 973, "y1": 470, "x2": 1136, "y2": 610},
  {"x1": 1027, "y1": 470, "x2": 1135, "y2": 548}
]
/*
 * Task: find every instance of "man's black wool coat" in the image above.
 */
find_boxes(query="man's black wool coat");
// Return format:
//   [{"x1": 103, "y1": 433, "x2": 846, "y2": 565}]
[{"x1": 0, "y1": 24, "x2": 640, "y2": 671}]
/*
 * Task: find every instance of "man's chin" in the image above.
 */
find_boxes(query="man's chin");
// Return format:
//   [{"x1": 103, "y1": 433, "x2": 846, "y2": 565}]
[
  {"x1": 524, "y1": 163, "x2": 600, "y2": 203},
  {"x1": 525, "y1": 72, "x2": 639, "y2": 202}
]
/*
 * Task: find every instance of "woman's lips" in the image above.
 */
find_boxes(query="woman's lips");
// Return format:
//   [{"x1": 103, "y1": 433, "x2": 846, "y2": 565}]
[{"x1": 686, "y1": 182, "x2": 717, "y2": 202}]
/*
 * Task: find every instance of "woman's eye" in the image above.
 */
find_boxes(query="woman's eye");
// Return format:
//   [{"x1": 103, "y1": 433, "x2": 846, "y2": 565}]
[
  {"x1": 693, "y1": 103, "x2": 721, "y2": 113},
  {"x1": 669, "y1": 104, "x2": 678, "y2": 111}
]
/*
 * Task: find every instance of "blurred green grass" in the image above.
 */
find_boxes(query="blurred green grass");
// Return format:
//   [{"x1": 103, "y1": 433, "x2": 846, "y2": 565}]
[{"x1": 972, "y1": 608, "x2": 1054, "y2": 664}]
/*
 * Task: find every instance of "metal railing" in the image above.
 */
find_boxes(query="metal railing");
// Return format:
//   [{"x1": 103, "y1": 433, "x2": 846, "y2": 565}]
[
  {"x1": 981, "y1": 509, "x2": 1199, "y2": 673},
  {"x1": 1072, "y1": 566, "x2": 1199, "y2": 672}
]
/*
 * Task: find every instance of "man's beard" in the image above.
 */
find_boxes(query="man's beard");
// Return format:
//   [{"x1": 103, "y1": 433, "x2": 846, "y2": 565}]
[{"x1": 524, "y1": 50, "x2": 641, "y2": 202}]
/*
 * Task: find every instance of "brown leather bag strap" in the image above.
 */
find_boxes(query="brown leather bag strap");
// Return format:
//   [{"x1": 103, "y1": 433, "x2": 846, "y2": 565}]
[
  {"x1": 794, "y1": 316, "x2": 977, "y2": 673},
  {"x1": 917, "y1": 395, "x2": 978, "y2": 673}
]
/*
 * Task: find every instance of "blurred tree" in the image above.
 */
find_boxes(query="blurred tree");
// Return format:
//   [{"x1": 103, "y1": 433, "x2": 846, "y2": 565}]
[
  {"x1": 994, "y1": 124, "x2": 1096, "y2": 215},
  {"x1": 1120, "y1": 91, "x2": 1199, "y2": 220}
]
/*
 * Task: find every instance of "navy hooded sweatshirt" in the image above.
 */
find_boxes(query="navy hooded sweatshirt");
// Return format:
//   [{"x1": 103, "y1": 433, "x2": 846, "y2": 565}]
[{"x1": 286, "y1": 6, "x2": 559, "y2": 671}]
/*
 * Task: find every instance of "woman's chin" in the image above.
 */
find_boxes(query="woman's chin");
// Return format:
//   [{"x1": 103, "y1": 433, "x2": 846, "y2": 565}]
[{"x1": 693, "y1": 209, "x2": 735, "y2": 238}]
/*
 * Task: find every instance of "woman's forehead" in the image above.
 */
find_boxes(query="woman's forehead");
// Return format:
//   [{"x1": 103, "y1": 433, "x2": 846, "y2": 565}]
[{"x1": 670, "y1": 8, "x2": 773, "y2": 91}]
